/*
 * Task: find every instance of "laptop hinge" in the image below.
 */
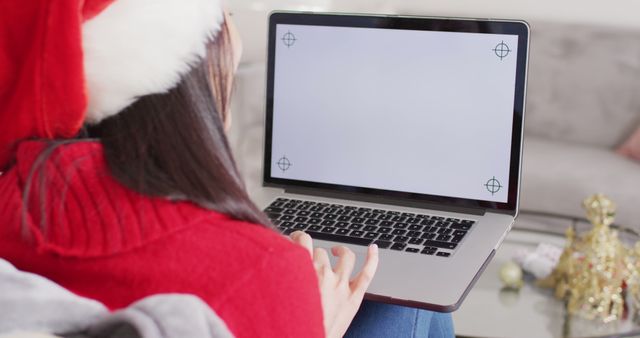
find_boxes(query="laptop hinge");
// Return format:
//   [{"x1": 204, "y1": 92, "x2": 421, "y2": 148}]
[{"x1": 283, "y1": 186, "x2": 486, "y2": 216}]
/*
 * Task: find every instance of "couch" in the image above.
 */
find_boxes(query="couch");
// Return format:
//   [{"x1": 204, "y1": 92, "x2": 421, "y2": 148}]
[
  {"x1": 228, "y1": 20, "x2": 640, "y2": 231},
  {"x1": 521, "y1": 22, "x2": 640, "y2": 230}
]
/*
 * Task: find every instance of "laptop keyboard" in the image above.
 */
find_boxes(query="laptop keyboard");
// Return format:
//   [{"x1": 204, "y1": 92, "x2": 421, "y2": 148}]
[{"x1": 264, "y1": 198, "x2": 475, "y2": 257}]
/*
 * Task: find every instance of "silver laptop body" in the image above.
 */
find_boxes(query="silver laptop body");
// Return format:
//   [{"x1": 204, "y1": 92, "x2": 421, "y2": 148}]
[{"x1": 257, "y1": 12, "x2": 530, "y2": 312}]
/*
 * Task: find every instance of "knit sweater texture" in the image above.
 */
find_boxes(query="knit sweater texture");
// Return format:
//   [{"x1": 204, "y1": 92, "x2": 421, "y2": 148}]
[{"x1": 0, "y1": 141, "x2": 324, "y2": 338}]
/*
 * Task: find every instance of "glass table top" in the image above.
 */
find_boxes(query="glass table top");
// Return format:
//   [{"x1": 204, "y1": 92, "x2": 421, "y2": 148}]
[{"x1": 453, "y1": 217, "x2": 640, "y2": 338}]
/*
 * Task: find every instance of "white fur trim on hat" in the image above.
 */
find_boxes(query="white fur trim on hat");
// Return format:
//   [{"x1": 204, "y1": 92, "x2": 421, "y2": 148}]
[{"x1": 82, "y1": 0, "x2": 223, "y2": 124}]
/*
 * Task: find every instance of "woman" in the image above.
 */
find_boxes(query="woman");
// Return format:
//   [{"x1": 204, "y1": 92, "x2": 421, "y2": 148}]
[{"x1": 0, "y1": 1, "x2": 453, "y2": 337}]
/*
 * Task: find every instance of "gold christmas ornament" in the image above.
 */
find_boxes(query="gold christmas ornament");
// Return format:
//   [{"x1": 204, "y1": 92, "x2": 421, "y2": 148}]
[
  {"x1": 500, "y1": 261, "x2": 524, "y2": 289},
  {"x1": 537, "y1": 194, "x2": 640, "y2": 323}
]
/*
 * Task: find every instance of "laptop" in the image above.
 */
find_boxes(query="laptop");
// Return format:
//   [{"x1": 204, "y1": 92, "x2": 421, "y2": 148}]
[{"x1": 257, "y1": 12, "x2": 529, "y2": 312}]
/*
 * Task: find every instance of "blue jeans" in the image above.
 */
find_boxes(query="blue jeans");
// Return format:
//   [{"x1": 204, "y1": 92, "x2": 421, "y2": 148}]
[{"x1": 345, "y1": 301, "x2": 455, "y2": 338}]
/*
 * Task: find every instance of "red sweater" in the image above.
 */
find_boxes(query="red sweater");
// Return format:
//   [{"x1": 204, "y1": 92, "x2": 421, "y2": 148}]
[{"x1": 0, "y1": 141, "x2": 324, "y2": 338}]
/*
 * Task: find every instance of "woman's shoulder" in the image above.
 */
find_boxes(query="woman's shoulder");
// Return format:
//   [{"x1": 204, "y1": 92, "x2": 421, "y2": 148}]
[
  {"x1": 184, "y1": 212, "x2": 308, "y2": 269},
  {"x1": 198, "y1": 214, "x2": 295, "y2": 252}
]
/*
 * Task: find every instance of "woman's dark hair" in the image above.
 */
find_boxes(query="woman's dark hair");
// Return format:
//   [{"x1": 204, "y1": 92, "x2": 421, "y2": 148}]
[
  {"x1": 88, "y1": 19, "x2": 271, "y2": 227},
  {"x1": 26, "y1": 18, "x2": 272, "y2": 229}
]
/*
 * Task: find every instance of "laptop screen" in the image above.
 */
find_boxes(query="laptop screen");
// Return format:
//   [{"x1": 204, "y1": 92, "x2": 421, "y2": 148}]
[{"x1": 265, "y1": 13, "x2": 529, "y2": 211}]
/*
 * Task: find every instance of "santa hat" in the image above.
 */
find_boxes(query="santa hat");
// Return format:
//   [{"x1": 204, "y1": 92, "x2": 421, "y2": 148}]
[{"x1": 0, "y1": 0, "x2": 224, "y2": 169}]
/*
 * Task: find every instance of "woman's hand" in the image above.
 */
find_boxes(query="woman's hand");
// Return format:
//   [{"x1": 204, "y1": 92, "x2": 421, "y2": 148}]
[{"x1": 290, "y1": 231, "x2": 379, "y2": 338}]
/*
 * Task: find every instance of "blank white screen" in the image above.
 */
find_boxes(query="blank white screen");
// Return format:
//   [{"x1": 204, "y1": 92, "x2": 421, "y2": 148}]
[{"x1": 271, "y1": 24, "x2": 518, "y2": 203}]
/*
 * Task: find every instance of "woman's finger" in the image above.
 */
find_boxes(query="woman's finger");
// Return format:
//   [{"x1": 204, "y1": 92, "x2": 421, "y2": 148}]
[
  {"x1": 350, "y1": 244, "x2": 379, "y2": 296},
  {"x1": 331, "y1": 246, "x2": 356, "y2": 281},
  {"x1": 313, "y1": 247, "x2": 331, "y2": 269},
  {"x1": 290, "y1": 231, "x2": 313, "y2": 258}
]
